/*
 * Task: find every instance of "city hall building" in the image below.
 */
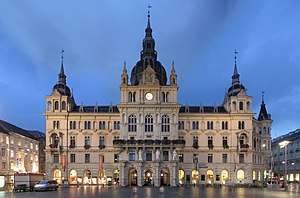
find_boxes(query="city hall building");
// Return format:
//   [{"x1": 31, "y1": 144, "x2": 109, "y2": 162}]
[{"x1": 44, "y1": 14, "x2": 272, "y2": 186}]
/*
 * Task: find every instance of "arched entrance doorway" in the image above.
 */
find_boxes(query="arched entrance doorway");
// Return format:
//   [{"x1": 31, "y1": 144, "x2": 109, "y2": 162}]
[
  {"x1": 98, "y1": 170, "x2": 107, "y2": 185},
  {"x1": 160, "y1": 168, "x2": 170, "y2": 186},
  {"x1": 191, "y1": 170, "x2": 199, "y2": 184},
  {"x1": 83, "y1": 169, "x2": 92, "y2": 184},
  {"x1": 69, "y1": 169, "x2": 77, "y2": 184},
  {"x1": 144, "y1": 169, "x2": 154, "y2": 186},
  {"x1": 113, "y1": 169, "x2": 119, "y2": 185},
  {"x1": 221, "y1": 170, "x2": 228, "y2": 184},
  {"x1": 237, "y1": 169, "x2": 245, "y2": 183},
  {"x1": 206, "y1": 170, "x2": 214, "y2": 184},
  {"x1": 128, "y1": 168, "x2": 137, "y2": 186},
  {"x1": 178, "y1": 169, "x2": 185, "y2": 185},
  {"x1": 53, "y1": 169, "x2": 61, "y2": 184}
]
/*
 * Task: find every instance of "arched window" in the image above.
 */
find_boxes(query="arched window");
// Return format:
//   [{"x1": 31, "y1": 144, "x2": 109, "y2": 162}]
[
  {"x1": 232, "y1": 101, "x2": 237, "y2": 111},
  {"x1": 238, "y1": 121, "x2": 245, "y2": 129},
  {"x1": 239, "y1": 102, "x2": 244, "y2": 110},
  {"x1": 128, "y1": 115, "x2": 137, "y2": 132},
  {"x1": 47, "y1": 101, "x2": 52, "y2": 111},
  {"x1": 247, "y1": 102, "x2": 251, "y2": 110},
  {"x1": 192, "y1": 121, "x2": 199, "y2": 130},
  {"x1": 132, "y1": 92, "x2": 136, "y2": 102},
  {"x1": 263, "y1": 127, "x2": 266, "y2": 135},
  {"x1": 145, "y1": 115, "x2": 153, "y2": 132},
  {"x1": 161, "y1": 115, "x2": 170, "y2": 132},
  {"x1": 54, "y1": 101, "x2": 59, "y2": 110},
  {"x1": 99, "y1": 121, "x2": 106, "y2": 129},
  {"x1": 207, "y1": 121, "x2": 213, "y2": 130},
  {"x1": 128, "y1": 92, "x2": 132, "y2": 102},
  {"x1": 61, "y1": 101, "x2": 66, "y2": 110}
]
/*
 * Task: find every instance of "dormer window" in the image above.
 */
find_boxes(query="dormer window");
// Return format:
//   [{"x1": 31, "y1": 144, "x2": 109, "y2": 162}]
[
  {"x1": 109, "y1": 106, "x2": 113, "y2": 113},
  {"x1": 79, "y1": 106, "x2": 84, "y2": 112},
  {"x1": 94, "y1": 107, "x2": 98, "y2": 113}
]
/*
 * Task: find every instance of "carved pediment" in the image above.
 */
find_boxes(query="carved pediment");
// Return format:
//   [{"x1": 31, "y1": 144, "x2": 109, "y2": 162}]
[
  {"x1": 139, "y1": 65, "x2": 159, "y2": 85},
  {"x1": 51, "y1": 89, "x2": 61, "y2": 96}
]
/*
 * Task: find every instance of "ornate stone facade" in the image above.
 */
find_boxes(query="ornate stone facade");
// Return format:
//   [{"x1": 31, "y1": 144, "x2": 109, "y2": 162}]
[{"x1": 44, "y1": 14, "x2": 272, "y2": 186}]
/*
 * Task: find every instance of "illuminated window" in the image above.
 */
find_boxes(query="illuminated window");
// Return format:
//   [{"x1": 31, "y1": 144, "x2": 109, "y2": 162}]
[{"x1": 30, "y1": 143, "x2": 33, "y2": 150}]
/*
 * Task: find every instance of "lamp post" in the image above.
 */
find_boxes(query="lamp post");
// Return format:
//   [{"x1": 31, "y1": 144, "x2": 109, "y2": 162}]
[{"x1": 279, "y1": 140, "x2": 290, "y2": 188}]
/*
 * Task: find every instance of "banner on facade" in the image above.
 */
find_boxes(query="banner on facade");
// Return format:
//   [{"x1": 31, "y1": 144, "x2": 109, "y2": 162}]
[
  {"x1": 62, "y1": 155, "x2": 66, "y2": 171},
  {"x1": 24, "y1": 155, "x2": 28, "y2": 172},
  {"x1": 99, "y1": 154, "x2": 103, "y2": 171}
]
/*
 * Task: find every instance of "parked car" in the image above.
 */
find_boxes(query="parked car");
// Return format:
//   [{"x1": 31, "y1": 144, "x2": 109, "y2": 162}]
[{"x1": 34, "y1": 180, "x2": 58, "y2": 191}]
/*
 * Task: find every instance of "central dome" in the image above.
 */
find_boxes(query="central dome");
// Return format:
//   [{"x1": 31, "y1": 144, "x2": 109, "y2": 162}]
[
  {"x1": 129, "y1": 13, "x2": 167, "y2": 86},
  {"x1": 130, "y1": 59, "x2": 167, "y2": 86}
]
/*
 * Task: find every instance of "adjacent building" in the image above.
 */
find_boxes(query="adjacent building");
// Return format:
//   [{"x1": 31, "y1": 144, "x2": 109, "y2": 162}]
[
  {"x1": 44, "y1": 13, "x2": 272, "y2": 186},
  {"x1": 0, "y1": 120, "x2": 42, "y2": 191},
  {"x1": 272, "y1": 129, "x2": 300, "y2": 182}
]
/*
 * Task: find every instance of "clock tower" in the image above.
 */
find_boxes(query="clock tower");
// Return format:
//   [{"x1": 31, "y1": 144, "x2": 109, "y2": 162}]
[{"x1": 118, "y1": 12, "x2": 180, "y2": 141}]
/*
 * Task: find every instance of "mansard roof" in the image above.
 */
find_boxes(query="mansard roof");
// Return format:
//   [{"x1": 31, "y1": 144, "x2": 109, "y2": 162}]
[
  {"x1": 179, "y1": 106, "x2": 228, "y2": 114},
  {"x1": 0, "y1": 119, "x2": 36, "y2": 140},
  {"x1": 272, "y1": 129, "x2": 300, "y2": 144},
  {"x1": 71, "y1": 106, "x2": 119, "y2": 113}
]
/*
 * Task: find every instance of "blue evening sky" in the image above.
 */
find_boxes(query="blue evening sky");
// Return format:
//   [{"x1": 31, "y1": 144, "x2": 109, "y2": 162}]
[{"x1": 0, "y1": 0, "x2": 300, "y2": 138}]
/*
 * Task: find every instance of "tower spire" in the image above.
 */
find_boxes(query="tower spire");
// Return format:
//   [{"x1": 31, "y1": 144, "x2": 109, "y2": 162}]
[
  {"x1": 147, "y1": 4, "x2": 151, "y2": 29},
  {"x1": 232, "y1": 49, "x2": 240, "y2": 85},
  {"x1": 58, "y1": 49, "x2": 66, "y2": 85}
]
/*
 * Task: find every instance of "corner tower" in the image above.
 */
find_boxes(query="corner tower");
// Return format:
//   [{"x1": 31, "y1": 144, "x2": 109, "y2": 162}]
[
  {"x1": 45, "y1": 50, "x2": 76, "y2": 113},
  {"x1": 223, "y1": 50, "x2": 253, "y2": 113}
]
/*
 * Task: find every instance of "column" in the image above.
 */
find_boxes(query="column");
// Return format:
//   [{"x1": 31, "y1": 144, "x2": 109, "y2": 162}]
[
  {"x1": 154, "y1": 163, "x2": 160, "y2": 187},
  {"x1": 120, "y1": 162, "x2": 126, "y2": 186},
  {"x1": 137, "y1": 162, "x2": 143, "y2": 187}
]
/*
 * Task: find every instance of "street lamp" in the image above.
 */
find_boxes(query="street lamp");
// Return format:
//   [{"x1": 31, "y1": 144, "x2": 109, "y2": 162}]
[{"x1": 279, "y1": 140, "x2": 290, "y2": 187}]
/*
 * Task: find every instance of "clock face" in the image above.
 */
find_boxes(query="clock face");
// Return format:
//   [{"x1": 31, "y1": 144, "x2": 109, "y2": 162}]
[{"x1": 145, "y1": 92, "x2": 153, "y2": 101}]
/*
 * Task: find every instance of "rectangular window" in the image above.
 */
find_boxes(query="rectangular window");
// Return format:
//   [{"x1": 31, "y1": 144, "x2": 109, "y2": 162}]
[
  {"x1": 239, "y1": 154, "x2": 245, "y2": 163},
  {"x1": 85, "y1": 136, "x2": 90, "y2": 145},
  {"x1": 179, "y1": 154, "x2": 184, "y2": 162},
  {"x1": 99, "y1": 136, "x2": 105, "y2": 145},
  {"x1": 222, "y1": 136, "x2": 228, "y2": 148},
  {"x1": 114, "y1": 154, "x2": 119, "y2": 163},
  {"x1": 129, "y1": 150, "x2": 135, "y2": 161},
  {"x1": 85, "y1": 154, "x2": 90, "y2": 163},
  {"x1": 30, "y1": 143, "x2": 33, "y2": 149},
  {"x1": 36, "y1": 144, "x2": 38, "y2": 150},
  {"x1": 70, "y1": 154, "x2": 75, "y2": 163},
  {"x1": 53, "y1": 154, "x2": 59, "y2": 163},
  {"x1": 163, "y1": 151, "x2": 169, "y2": 161},
  {"x1": 1, "y1": 148, "x2": 5, "y2": 157},
  {"x1": 146, "y1": 150, "x2": 152, "y2": 161},
  {"x1": 70, "y1": 136, "x2": 76, "y2": 147},
  {"x1": 208, "y1": 136, "x2": 213, "y2": 146},
  {"x1": 2, "y1": 162, "x2": 6, "y2": 169},
  {"x1": 222, "y1": 154, "x2": 227, "y2": 163},
  {"x1": 208, "y1": 154, "x2": 213, "y2": 163},
  {"x1": 193, "y1": 136, "x2": 198, "y2": 146}
]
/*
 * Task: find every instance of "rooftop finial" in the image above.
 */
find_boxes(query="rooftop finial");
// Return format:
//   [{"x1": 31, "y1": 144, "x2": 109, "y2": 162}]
[
  {"x1": 61, "y1": 49, "x2": 64, "y2": 64},
  {"x1": 262, "y1": 91, "x2": 265, "y2": 104},
  {"x1": 147, "y1": 4, "x2": 152, "y2": 28},
  {"x1": 234, "y1": 49, "x2": 238, "y2": 75}
]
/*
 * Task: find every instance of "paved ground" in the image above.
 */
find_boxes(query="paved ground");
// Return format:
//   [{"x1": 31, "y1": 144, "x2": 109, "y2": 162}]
[{"x1": 1, "y1": 186, "x2": 299, "y2": 198}]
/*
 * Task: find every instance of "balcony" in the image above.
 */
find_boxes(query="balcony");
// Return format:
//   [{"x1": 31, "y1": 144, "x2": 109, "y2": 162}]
[
  {"x1": 69, "y1": 144, "x2": 76, "y2": 149},
  {"x1": 223, "y1": 145, "x2": 229, "y2": 149},
  {"x1": 192, "y1": 143, "x2": 199, "y2": 149},
  {"x1": 172, "y1": 139, "x2": 186, "y2": 147},
  {"x1": 98, "y1": 145, "x2": 106, "y2": 149},
  {"x1": 208, "y1": 145, "x2": 214, "y2": 150},
  {"x1": 84, "y1": 144, "x2": 91, "y2": 150},
  {"x1": 49, "y1": 144, "x2": 58, "y2": 149},
  {"x1": 240, "y1": 144, "x2": 249, "y2": 151}
]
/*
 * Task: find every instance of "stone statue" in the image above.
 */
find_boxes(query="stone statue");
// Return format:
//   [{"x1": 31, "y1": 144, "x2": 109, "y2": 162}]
[
  {"x1": 172, "y1": 150, "x2": 178, "y2": 161},
  {"x1": 138, "y1": 150, "x2": 143, "y2": 161},
  {"x1": 155, "y1": 149, "x2": 160, "y2": 160}
]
